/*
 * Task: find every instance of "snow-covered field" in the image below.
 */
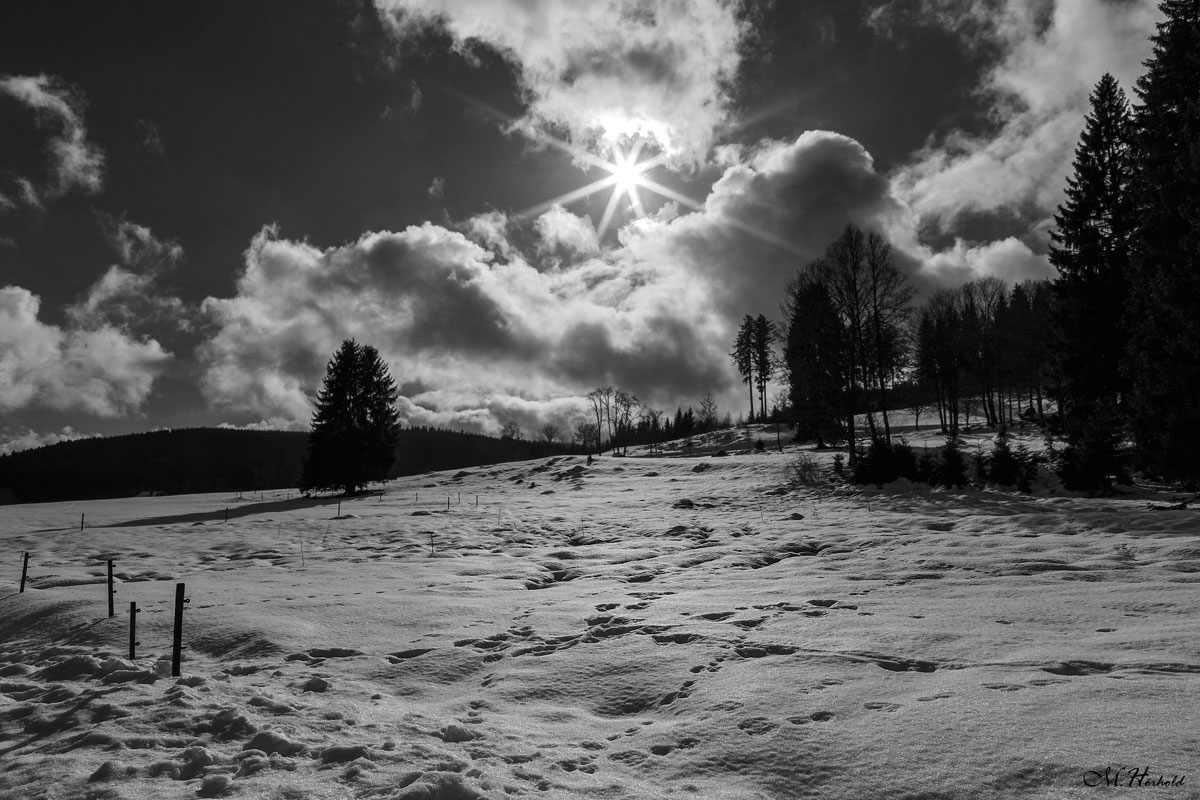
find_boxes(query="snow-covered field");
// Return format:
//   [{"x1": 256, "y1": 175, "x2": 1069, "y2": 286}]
[{"x1": 2, "y1": 435, "x2": 1199, "y2": 799}]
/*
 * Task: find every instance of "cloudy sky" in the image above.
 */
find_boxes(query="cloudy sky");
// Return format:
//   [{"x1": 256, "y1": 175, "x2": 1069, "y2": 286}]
[{"x1": 0, "y1": 0, "x2": 1163, "y2": 452}]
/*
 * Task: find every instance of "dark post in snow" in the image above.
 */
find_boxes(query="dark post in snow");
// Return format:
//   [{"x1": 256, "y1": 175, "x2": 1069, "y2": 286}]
[
  {"x1": 129, "y1": 601, "x2": 140, "y2": 660},
  {"x1": 224, "y1": 507, "x2": 228, "y2": 522},
  {"x1": 19, "y1": 552, "x2": 29, "y2": 593},
  {"x1": 172, "y1": 582, "x2": 187, "y2": 677},
  {"x1": 107, "y1": 560, "x2": 115, "y2": 617},
  {"x1": 80, "y1": 513, "x2": 85, "y2": 531}
]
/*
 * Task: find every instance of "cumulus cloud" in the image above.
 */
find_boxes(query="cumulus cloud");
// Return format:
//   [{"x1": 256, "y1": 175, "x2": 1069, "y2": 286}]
[
  {"x1": 880, "y1": 0, "x2": 1160, "y2": 232},
  {"x1": 189, "y1": 125, "x2": 1062, "y2": 435},
  {"x1": 0, "y1": 286, "x2": 171, "y2": 417},
  {"x1": 375, "y1": 0, "x2": 747, "y2": 161},
  {"x1": 0, "y1": 426, "x2": 97, "y2": 456},
  {"x1": 66, "y1": 219, "x2": 191, "y2": 333},
  {"x1": 534, "y1": 204, "x2": 600, "y2": 262},
  {"x1": 195, "y1": 130, "x2": 926, "y2": 433},
  {"x1": 0, "y1": 74, "x2": 105, "y2": 204},
  {"x1": 195, "y1": 216, "x2": 729, "y2": 432}
]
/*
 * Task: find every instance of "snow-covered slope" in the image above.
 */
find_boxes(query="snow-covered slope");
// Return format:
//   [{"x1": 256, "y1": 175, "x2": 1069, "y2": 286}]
[{"x1": 1, "y1": 447, "x2": 1197, "y2": 799}]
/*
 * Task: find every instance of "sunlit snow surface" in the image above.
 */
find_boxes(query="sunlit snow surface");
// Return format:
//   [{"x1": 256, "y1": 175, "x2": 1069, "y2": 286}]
[{"x1": 2, "y1": 426, "x2": 1199, "y2": 799}]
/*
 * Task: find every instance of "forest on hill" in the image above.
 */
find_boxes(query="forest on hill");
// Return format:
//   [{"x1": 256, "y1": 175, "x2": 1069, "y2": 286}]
[{"x1": 0, "y1": 426, "x2": 576, "y2": 504}]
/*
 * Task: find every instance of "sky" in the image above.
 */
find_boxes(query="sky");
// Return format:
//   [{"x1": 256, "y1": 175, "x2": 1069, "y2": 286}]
[{"x1": 0, "y1": 0, "x2": 1164, "y2": 452}]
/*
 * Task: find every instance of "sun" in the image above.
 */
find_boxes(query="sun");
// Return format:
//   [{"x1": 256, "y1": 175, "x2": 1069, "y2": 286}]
[
  {"x1": 609, "y1": 147, "x2": 648, "y2": 196},
  {"x1": 517, "y1": 137, "x2": 692, "y2": 239}
]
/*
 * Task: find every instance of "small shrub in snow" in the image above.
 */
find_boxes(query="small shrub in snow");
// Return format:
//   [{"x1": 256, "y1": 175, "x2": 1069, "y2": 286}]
[
  {"x1": 940, "y1": 436, "x2": 968, "y2": 489},
  {"x1": 1058, "y1": 410, "x2": 1128, "y2": 495},
  {"x1": 970, "y1": 447, "x2": 988, "y2": 485},
  {"x1": 851, "y1": 439, "x2": 918, "y2": 486},
  {"x1": 988, "y1": 427, "x2": 1020, "y2": 486},
  {"x1": 788, "y1": 453, "x2": 822, "y2": 485},
  {"x1": 916, "y1": 448, "x2": 938, "y2": 485}
]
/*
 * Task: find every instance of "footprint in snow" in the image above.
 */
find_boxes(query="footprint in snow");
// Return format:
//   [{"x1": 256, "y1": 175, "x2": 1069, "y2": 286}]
[
  {"x1": 737, "y1": 717, "x2": 779, "y2": 735},
  {"x1": 864, "y1": 702, "x2": 901, "y2": 712}
]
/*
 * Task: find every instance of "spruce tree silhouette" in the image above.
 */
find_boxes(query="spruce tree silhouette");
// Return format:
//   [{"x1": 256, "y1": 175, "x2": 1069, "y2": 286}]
[
  {"x1": 1125, "y1": 0, "x2": 1200, "y2": 480},
  {"x1": 301, "y1": 340, "x2": 401, "y2": 496}
]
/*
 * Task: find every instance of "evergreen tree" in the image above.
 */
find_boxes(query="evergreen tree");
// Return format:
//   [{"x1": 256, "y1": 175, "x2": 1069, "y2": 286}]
[
  {"x1": 752, "y1": 314, "x2": 776, "y2": 422},
  {"x1": 301, "y1": 339, "x2": 401, "y2": 495},
  {"x1": 1049, "y1": 73, "x2": 1136, "y2": 487},
  {"x1": 1125, "y1": 1, "x2": 1200, "y2": 480},
  {"x1": 730, "y1": 316, "x2": 756, "y2": 421},
  {"x1": 782, "y1": 269, "x2": 845, "y2": 448}
]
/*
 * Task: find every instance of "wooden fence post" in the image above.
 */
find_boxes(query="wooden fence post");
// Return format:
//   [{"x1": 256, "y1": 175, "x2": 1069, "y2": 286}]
[
  {"x1": 129, "y1": 601, "x2": 140, "y2": 659},
  {"x1": 172, "y1": 583, "x2": 188, "y2": 677}
]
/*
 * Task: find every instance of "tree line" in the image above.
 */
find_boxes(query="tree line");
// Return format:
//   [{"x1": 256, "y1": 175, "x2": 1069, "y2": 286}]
[
  {"x1": 0, "y1": 424, "x2": 578, "y2": 505},
  {"x1": 760, "y1": 1, "x2": 1200, "y2": 491},
  {"x1": 574, "y1": 385, "x2": 734, "y2": 456}
]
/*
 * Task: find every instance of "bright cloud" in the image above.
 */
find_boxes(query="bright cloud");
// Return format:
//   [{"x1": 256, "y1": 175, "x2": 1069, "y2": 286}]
[
  {"x1": 375, "y1": 0, "x2": 747, "y2": 162},
  {"x1": 0, "y1": 286, "x2": 171, "y2": 417},
  {"x1": 0, "y1": 74, "x2": 105, "y2": 204},
  {"x1": 195, "y1": 129, "x2": 929, "y2": 433},
  {"x1": 880, "y1": 0, "x2": 1160, "y2": 232},
  {"x1": 0, "y1": 426, "x2": 97, "y2": 456}
]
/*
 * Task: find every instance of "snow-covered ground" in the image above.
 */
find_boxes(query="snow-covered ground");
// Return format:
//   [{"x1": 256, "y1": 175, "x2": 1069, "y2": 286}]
[{"x1": 2, "y1": 434, "x2": 1198, "y2": 799}]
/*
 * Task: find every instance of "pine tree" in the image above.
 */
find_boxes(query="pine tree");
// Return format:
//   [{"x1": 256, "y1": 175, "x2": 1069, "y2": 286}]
[
  {"x1": 730, "y1": 316, "x2": 756, "y2": 421},
  {"x1": 782, "y1": 269, "x2": 845, "y2": 448},
  {"x1": 301, "y1": 339, "x2": 401, "y2": 495},
  {"x1": 1049, "y1": 73, "x2": 1136, "y2": 440},
  {"x1": 752, "y1": 314, "x2": 775, "y2": 422},
  {"x1": 1125, "y1": 0, "x2": 1200, "y2": 480}
]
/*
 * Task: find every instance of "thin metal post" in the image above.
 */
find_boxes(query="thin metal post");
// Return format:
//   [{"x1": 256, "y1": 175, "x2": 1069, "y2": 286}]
[
  {"x1": 80, "y1": 513, "x2": 85, "y2": 531},
  {"x1": 107, "y1": 560, "x2": 115, "y2": 617},
  {"x1": 19, "y1": 552, "x2": 29, "y2": 593}
]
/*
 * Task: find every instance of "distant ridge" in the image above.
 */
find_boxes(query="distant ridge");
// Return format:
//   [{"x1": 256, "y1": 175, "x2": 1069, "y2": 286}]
[{"x1": 0, "y1": 426, "x2": 576, "y2": 504}]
